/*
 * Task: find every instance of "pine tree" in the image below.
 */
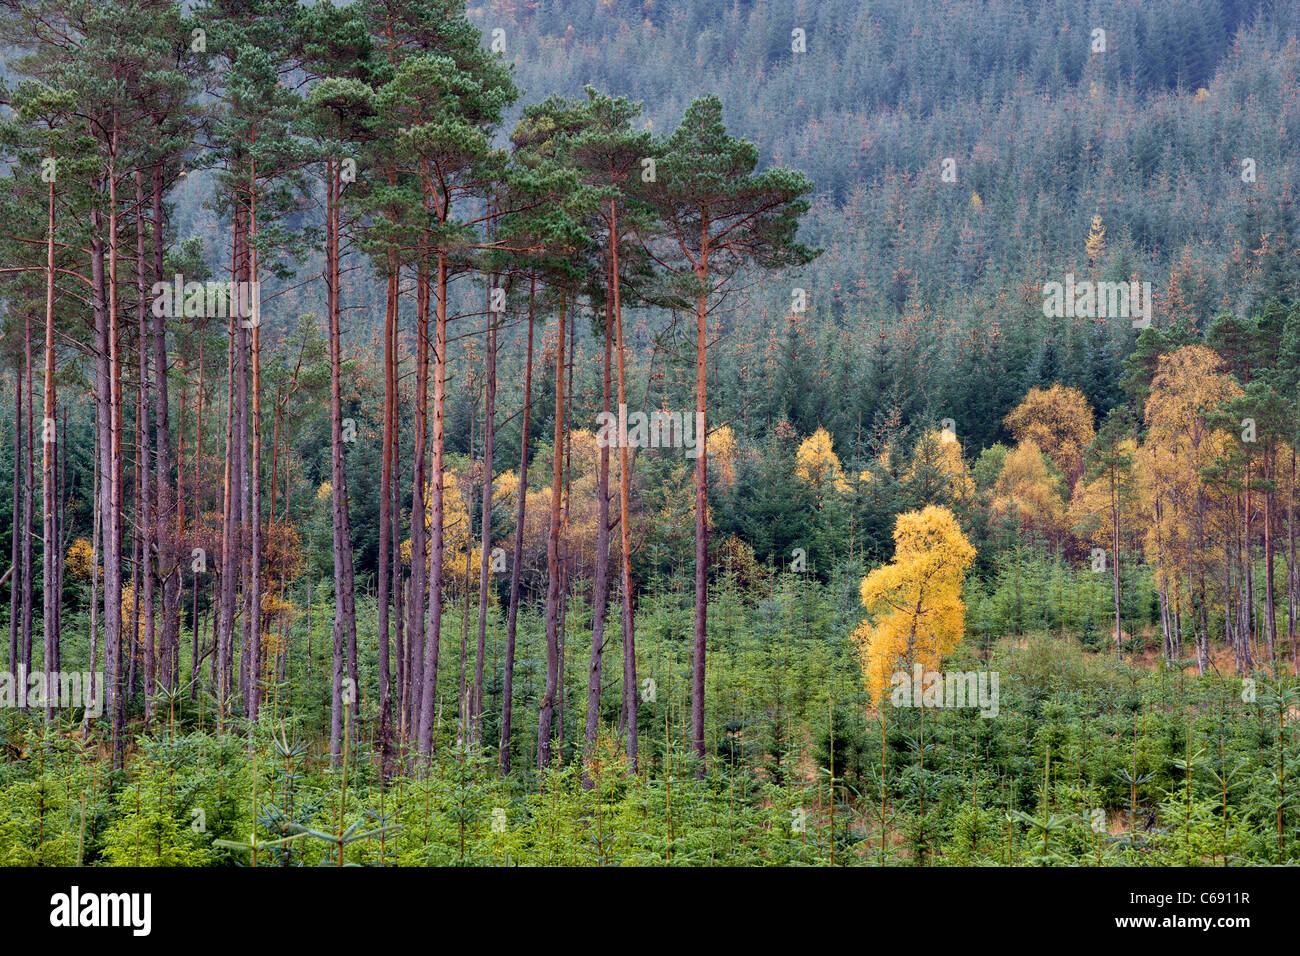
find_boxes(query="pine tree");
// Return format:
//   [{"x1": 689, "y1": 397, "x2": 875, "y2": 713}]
[
  {"x1": 643, "y1": 94, "x2": 817, "y2": 772},
  {"x1": 374, "y1": 20, "x2": 516, "y2": 761}
]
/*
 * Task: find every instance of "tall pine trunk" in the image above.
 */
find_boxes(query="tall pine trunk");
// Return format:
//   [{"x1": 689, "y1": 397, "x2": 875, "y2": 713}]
[
  {"x1": 458, "y1": 413, "x2": 476, "y2": 745},
  {"x1": 247, "y1": 168, "x2": 264, "y2": 721},
  {"x1": 417, "y1": 253, "x2": 450, "y2": 758},
  {"x1": 217, "y1": 208, "x2": 242, "y2": 726},
  {"x1": 86, "y1": 426, "x2": 99, "y2": 732},
  {"x1": 585, "y1": 259, "x2": 614, "y2": 777},
  {"x1": 407, "y1": 257, "x2": 430, "y2": 743},
  {"x1": 8, "y1": 368, "x2": 21, "y2": 685},
  {"x1": 21, "y1": 312, "x2": 34, "y2": 709},
  {"x1": 499, "y1": 277, "x2": 534, "y2": 774},
  {"x1": 691, "y1": 276, "x2": 708, "y2": 775},
  {"x1": 41, "y1": 174, "x2": 58, "y2": 714},
  {"x1": 190, "y1": 339, "x2": 204, "y2": 699},
  {"x1": 1263, "y1": 457, "x2": 1278, "y2": 675},
  {"x1": 135, "y1": 172, "x2": 155, "y2": 720},
  {"x1": 151, "y1": 165, "x2": 180, "y2": 697},
  {"x1": 326, "y1": 158, "x2": 359, "y2": 765},
  {"x1": 611, "y1": 204, "x2": 637, "y2": 771},
  {"x1": 236, "y1": 208, "x2": 251, "y2": 710},
  {"x1": 99, "y1": 119, "x2": 126, "y2": 765},
  {"x1": 473, "y1": 274, "x2": 497, "y2": 746},
  {"x1": 377, "y1": 263, "x2": 397, "y2": 774},
  {"x1": 537, "y1": 291, "x2": 567, "y2": 769},
  {"x1": 1111, "y1": 473, "x2": 1121, "y2": 655},
  {"x1": 1288, "y1": 448, "x2": 1297, "y2": 676}
]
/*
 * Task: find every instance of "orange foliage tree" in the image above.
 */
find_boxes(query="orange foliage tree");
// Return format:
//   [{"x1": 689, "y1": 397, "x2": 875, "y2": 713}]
[
  {"x1": 1137, "y1": 345, "x2": 1241, "y2": 672},
  {"x1": 1004, "y1": 384, "x2": 1096, "y2": 484}
]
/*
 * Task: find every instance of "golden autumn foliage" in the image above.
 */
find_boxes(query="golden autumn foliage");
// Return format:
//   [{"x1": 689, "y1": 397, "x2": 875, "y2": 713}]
[
  {"x1": 259, "y1": 591, "x2": 300, "y2": 669},
  {"x1": 1068, "y1": 437, "x2": 1141, "y2": 550},
  {"x1": 1003, "y1": 383, "x2": 1095, "y2": 482},
  {"x1": 490, "y1": 469, "x2": 521, "y2": 514},
  {"x1": 402, "y1": 430, "x2": 631, "y2": 595},
  {"x1": 402, "y1": 469, "x2": 475, "y2": 572},
  {"x1": 905, "y1": 429, "x2": 975, "y2": 503},
  {"x1": 710, "y1": 423, "x2": 737, "y2": 490},
  {"x1": 261, "y1": 519, "x2": 304, "y2": 591},
  {"x1": 850, "y1": 505, "x2": 975, "y2": 703},
  {"x1": 1085, "y1": 214, "x2": 1106, "y2": 263},
  {"x1": 1136, "y1": 345, "x2": 1241, "y2": 611},
  {"x1": 856, "y1": 446, "x2": 893, "y2": 486},
  {"x1": 506, "y1": 428, "x2": 628, "y2": 580},
  {"x1": 120, "y1": 584, "x2": 144, "y2": 649},
  {"x1": 66, "y1": 538, "x2": 96, "y2": 582},
  {"x1": 990, "y1": 440, "x2": 1069, "y2": 546},
  {"x1": 794, "y1": 426, "x2": 849, "y2": 499}
]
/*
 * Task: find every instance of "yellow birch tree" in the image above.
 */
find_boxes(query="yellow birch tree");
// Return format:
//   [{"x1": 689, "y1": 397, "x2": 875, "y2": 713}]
[{"x1": 850, "y1": 505, "x2": 976, "y2": 702}]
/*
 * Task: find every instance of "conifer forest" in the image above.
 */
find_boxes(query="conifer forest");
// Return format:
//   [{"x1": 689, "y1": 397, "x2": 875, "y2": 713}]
[{"x1": 1, "y1": 0, "x2": 1300, "y2": 910}]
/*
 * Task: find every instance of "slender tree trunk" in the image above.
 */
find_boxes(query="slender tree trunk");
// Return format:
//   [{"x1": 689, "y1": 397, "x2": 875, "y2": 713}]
[
  {"x1": 407, "y1": 258, "x2": 430, "y2": 743},
  {"x1": 417, "y1": 251, "x2": 450, "y2": 758},
  {"x1": 473, "y1": 275, "x2": 497, "y2": 746},
  {"x1": 1111, "y1": 472, "x2": 1121, "y2": 656},
  {"x1": 585, "y1": 260, "x2": 614, "y2": 778},
  {"x1": 458, "y1": 412, "x2": 476, "y2": 745},
  {"x1": 9, "y1": 369, "x2": 21, "y2": 684},
  {"x1": 1264, "y1": 459, "x2": 1278, "y2": 675},
  {"x1": 1226, "y1": 542, "x2": 1241, "y2": 672},
  {"x1": 391, "y1": 408, "x2": 405, "y2": 744},
  {"x1": 557, "y1": 309, "x2": 576, "y2": 762},
  {"x1": 174, "y1": 373, "x2": 184, "y2": 692},
  {"x1": 611, "y1": 205, "x2": 637, "y2": 771},
  {"x1": 377, "y1": 263, "x2": 397, "y2": 774},
  {"x1": 1198, "y1": 600, "x2": 1210, "y2": 675},
  {"x1": 55, "y1": 404, "x2": 66, "y2": 665},
  {"x1": 1164, "y1": 587, "x2": 1175, "y2": 660},
  {"x1": 236, "y1": 209, "x2": 251, "y2": 711},
  {"x1": 86, "y1": 426, "x2": 100, "y2": 732},
  {"x1": 1288, "y1": 448, "x2": 1297, "y2": 676},
  {"x1": 41, "y1": 174, "x2": 58, "y2": 714},
  {"x1": 1193, "y1": 489, "x2": 1210, "y2": 676},
  {"x1": 691, "y1": 272, "x2": 709, "y2": 775},
  {"x1": 1173, "y1": 594, "x2": 1182, "y2": 659},
  {"x1": 326, "y1": 159, "x2": 359, "y2": 764},
  {"x1": 499, "y1": 276, "x2": 534, "y2": 775},
  {"x1": 1236, "y1": 492, "x2": 1254, "y2": 672},
  {"x1": 1245, "y1": 477, "x2": 1255, "y2": 659},
  {"x1": 97, "y1": 294, "x2": 116, "y2": 717},
  {"x1": 326, "y1": 163, "x2": 343, "y2": 762},
  {"x1": 191, "y1": 339, "x2": 205, "y2": 700},
  {"x1": 248, "y1": 169, "x2": 264, "y2": 721},
  {"x1": 136, "y1": 172, "x2": 156, "y2": 721},
  {"x1": 538, "y1": 291, "x2": 567, "y2": 769},
  {"x1": 218, "y1": 209, "x2": 241, "y2": 726},
  {"x1": 103, "y1": 123, "x2": 127, "y2": 765},
  {"x1": 151, "y1": 165, "x2": 180, "y2": 697},
  {"x1": 21, "y1": 312, "x2": 34, "y2": 709},
  {"x1": 128, "y1": 404, "x2": 141, "y2": 704}
]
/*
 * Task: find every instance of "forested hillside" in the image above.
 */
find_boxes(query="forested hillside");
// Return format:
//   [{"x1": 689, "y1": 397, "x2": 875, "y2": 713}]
[{"x1": 0, "y1": 0, "x2": 1298, "y2": 872}]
